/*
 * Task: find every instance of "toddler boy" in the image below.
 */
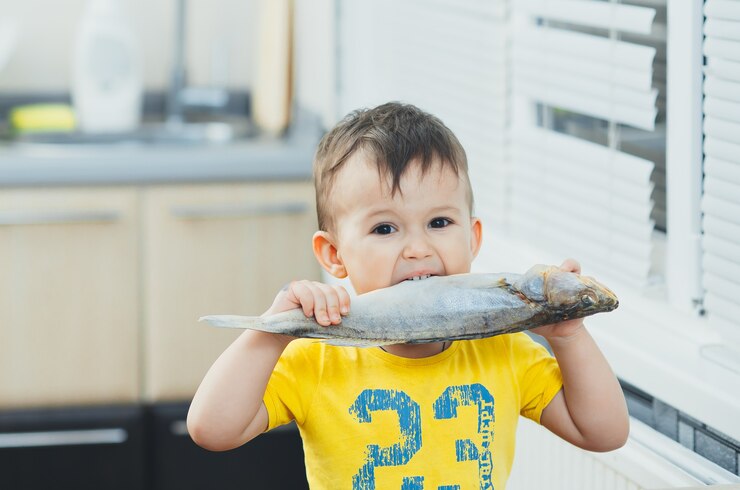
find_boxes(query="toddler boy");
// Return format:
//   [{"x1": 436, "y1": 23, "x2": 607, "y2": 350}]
[{"x1": 188, "y1": 102, "x2": 629, "y2": 489}]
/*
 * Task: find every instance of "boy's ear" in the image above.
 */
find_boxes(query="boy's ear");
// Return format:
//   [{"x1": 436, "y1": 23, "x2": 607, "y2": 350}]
[
  {"x1": 470, "y1": 218, "x2": 483, "y2": 259},
  {"x1": 312, "y1": 231, "x2": 348, "y2": 278}
]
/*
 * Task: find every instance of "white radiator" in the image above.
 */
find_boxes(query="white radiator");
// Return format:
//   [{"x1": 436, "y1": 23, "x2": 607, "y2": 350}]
[{"x1": 507, "y1": 418, "x2": 739, "y2": 490}]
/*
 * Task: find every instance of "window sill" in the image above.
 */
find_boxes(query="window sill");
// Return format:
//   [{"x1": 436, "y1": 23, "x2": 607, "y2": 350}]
[{"x1": 474, "y1": 229, "x2": 740, "y2": 442}]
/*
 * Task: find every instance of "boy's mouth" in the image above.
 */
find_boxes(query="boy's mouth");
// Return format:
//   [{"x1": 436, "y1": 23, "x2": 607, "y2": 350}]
[{"x1": 405, "y1": 274, "x2": 434, "y2": 281}]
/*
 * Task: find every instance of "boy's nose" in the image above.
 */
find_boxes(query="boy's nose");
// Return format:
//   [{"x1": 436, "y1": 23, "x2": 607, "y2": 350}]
[{"x1": 402, "y1": 235, "x2": 433, "y2": 259}]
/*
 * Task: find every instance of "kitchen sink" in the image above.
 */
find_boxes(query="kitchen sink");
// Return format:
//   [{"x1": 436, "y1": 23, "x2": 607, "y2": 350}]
[{"x1": 9, "y1": 115, "x2": 257, "y2": 147}]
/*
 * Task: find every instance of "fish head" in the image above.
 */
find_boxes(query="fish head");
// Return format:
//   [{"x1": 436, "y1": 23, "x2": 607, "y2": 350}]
[
  {"x1": 540, "y1": 266, "x2": 619, "y2": 316},
  {"x1": 516, "y1": 265, "x2": 619, "y2": 317}
]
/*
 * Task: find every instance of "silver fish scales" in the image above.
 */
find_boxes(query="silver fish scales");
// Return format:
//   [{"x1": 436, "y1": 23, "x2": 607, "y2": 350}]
[{"x1": 199, "y1": 265, "x2": 619, "y2": 347}]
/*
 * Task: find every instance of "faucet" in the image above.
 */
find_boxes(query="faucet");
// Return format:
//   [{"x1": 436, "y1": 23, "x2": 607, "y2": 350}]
[
  {"x1": 167, "y1": 0, "x2": 229, "y2": 126},
  {"x1": 167, "y1": 0, "x2": 187, "y2": 125}
]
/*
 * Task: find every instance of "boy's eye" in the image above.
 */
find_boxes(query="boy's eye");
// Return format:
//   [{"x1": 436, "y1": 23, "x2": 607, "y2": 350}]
[
  {"x1": 429, "y1": 217, "x2": 452, "y2": 228},
  {"x1": 372, "y1": 224, "x2": 396, "y2": 235}
]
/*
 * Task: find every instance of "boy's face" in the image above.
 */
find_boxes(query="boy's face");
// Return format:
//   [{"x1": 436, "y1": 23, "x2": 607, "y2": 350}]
[{"x1": 315, "y1": 153, "x2": 482, "y2": 295}]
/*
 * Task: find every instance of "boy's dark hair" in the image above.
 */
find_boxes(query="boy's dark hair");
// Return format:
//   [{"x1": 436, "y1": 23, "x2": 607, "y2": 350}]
[{"x1": 313, "y1": 102, "x2": 473, "y2": 232}]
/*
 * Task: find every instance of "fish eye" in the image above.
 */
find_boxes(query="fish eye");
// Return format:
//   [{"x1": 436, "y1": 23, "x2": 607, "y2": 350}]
[{"x1": 581, "y1": 294, "x2": 595, "y2": 306}]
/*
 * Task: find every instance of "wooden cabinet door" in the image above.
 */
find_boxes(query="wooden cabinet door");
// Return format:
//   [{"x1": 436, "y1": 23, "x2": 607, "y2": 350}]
[
  {"x1": 143, "y1": 182, "x2": 321, "y2": 401},
  {"x1": 0, "y1": 188, "x2": 139, "y2": 408}
]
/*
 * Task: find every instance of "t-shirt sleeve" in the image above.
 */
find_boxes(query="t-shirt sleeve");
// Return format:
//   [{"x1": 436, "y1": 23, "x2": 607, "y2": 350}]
[
  {"x1": 510, "y1": 332, "x2": 563, "y2": 424},
  {"x1": 263, "y1": 339, "x2": 323, "y2": 431}
]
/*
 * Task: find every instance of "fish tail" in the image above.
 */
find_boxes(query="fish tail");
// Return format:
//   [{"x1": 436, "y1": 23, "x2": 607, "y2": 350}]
[{"x1": 198, "y1": 314, "x2": 271, "y2": 331}]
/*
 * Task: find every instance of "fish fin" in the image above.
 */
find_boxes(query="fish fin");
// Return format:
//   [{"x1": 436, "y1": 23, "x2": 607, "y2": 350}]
[
  {"x1": 494, "y1": 278, "x2": 512, "y2": 288},
  {"x1": 321, "y1": 338, "x2": 397, "y2": 348}
]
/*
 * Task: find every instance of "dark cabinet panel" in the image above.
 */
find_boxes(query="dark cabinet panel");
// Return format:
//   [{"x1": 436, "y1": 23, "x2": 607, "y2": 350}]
[
  {"x1": 149, "y1": 402, "x2": 309, "y2": 490},
  {"x1": 0, "y1": 405, "x2": 146, "y2": 490}
]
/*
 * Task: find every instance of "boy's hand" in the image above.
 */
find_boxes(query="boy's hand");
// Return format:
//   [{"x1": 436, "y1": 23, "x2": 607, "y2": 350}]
[
  {"x1": 531, "y1": 258, "x2": 586, "y2": 342},
  {"x1": 264, "y1": 280, "x2": 351, "y2": 327}
]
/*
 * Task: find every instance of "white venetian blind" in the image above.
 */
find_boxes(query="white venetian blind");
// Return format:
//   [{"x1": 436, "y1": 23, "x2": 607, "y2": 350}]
[
  {"x1": 510, "y1": 0, "x2": 661, "y2": 286},
  {"x1": 701, "y1": 0, "x2": 740, "y2": 346},
  {"x1": 337, "y1": 0, "x2": 509, "y2": 225}
]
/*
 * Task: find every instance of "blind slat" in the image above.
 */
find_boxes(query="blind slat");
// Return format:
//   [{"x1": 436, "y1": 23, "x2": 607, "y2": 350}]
[
  {"x1": 704, "y1": 97, "x2": 740, "y2": 123},
  {"x1": 512, "y1": 45, "x2": 653, "y2": 90},
  {"x1": 510, "y1": 209, "x2": 652, "y2": 279},
  {"x1": 513, "y1": 128, "x2": 655, "y2": 183},
  {"x1": 706, "y1": 57, "x2": 740, "y2": 82},
  {"x1": 704, "y1": 138, "x2": 740, "y2": 164},
  {"x1": 704, "y1": 215, "x2": 740, "y2": 244},
  {"x1": 704, "y1": 75, "x2": 740, "y2": 102},
  {"x1": 705, "y1": 293, "x2": 740, "y2": 323},
  {"x1": 513, "y1": 25, "x2": 657, "y2": 69},
  {"x1": 704, "y1": 38, "x2": 740, "y2": 62},
  {"x1": 704, "y1": 235, "x2": 740, "y2": 264},
  {"x1": 705, "y1": 0, "x2": 740, "y2": 21},
  {"x1": 512, "y1": 66, "x2": 658, "y2": 108},
  {"x1": 704, "y1": 254, "x2": 740, "y2": 285},
  {"x1": 705, "y1": 157, "x2": 740, "y2": 185},
  {"x1": 518, "y1": 0, "x2": 656, "y2": 34},
  {"x1": 511, "y1": 187, "x2": 654, "y2": 239},
  {"x1": 704, "y1": 274, "x2": 740, "y2": 301},
  {"x1": 704, "y1": 117, "x2": 740, "y2": 145},
  {"x1": 512, "y1": 150, "x2": 655, "y2": 210},
  {"x1": 704, "y1": 18, "x2": 740, "y2": 41},
  {"x1": 704, "y1": 177, "x2": 740, "y2": 205},
  {"x1": 702, "y1": 195, "x2": 740, "y2": 226},
  {"x1": 515, "y1": 82, "x2": 657, "y2": 130}
]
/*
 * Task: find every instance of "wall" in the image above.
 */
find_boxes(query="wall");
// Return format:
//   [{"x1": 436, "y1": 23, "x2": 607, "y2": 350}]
[{"x1": 0, "y1": 0, "x2": 256, "y2": 92}]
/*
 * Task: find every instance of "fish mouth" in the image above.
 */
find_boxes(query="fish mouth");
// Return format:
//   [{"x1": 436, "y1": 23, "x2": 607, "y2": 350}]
[{"x1": 583, "y1": 277, "x2": 619, "y2": 311}]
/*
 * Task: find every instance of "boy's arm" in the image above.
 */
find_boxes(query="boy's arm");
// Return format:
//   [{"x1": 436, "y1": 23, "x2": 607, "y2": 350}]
[
  {"x1": 187, "y1": 330, "x2": 288, "y2": 451},
  {"x1": 187, "y1": 280, "x2": 350, "y2": 451},
  {"x1": 534, "y1": 259, "x2": 630, "y2": 452}
]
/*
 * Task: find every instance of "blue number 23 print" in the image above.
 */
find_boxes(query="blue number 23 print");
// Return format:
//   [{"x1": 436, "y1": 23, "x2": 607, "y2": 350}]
[{"x1": 349, "y1": 384, "x2": 495, "y2": 490}]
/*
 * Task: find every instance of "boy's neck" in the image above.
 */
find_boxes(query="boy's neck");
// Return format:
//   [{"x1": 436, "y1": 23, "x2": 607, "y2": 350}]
[{"x1": 379, "y1": 341, "x2": 449, "y2": 359}]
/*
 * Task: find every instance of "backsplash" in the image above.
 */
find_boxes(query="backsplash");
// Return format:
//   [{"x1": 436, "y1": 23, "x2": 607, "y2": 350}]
[{"x1": 0, "y1": 0, "x2": 255, "y2": 91}]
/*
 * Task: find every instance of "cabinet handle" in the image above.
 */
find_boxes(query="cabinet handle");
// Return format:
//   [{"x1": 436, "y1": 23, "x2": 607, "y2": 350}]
[
  {"x1": 0, "y1": 428, "x2": 127, "y2": 448},
  {"x1": 0, "y1": 210, "x2": 122, "y2": 226},
  {"x1": 169, "y1": 420, "x2": 297, "y2": 437},
  {"x1": 170, "y1": 420, "x2": 189, "y2": 437},
  {"x1": 170, "y1": 202, "x2": 309, "y2": 220}
]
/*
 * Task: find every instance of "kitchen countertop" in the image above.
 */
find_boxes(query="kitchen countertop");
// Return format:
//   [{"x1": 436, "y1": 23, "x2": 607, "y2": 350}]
[{"x1": 0, "y1": 112, "x2": 323, "y2": 187}]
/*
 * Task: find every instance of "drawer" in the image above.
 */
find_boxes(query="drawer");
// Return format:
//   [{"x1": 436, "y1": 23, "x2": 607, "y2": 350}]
[
  {"x1": 149, "y1": 402, "x2": 308, "y2": 490},
  {"x1": 0, "y1": 405, "x2": 146, "y2": 490}
]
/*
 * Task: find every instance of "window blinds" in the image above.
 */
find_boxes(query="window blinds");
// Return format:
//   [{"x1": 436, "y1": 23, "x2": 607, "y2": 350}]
[
  {"x1": 337, "y1": 0, "x2": 509, "y2": 224},
  {"x1": 510, "y1": 0, "x2": 661, "y2": 286},
  {"x1": 702, "y1": 0, "x2": 740, "y2": 345}
]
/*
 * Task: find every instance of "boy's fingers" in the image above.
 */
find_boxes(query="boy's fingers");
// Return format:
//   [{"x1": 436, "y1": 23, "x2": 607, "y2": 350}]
[
  {"x1": 289, "y1": 281, "x2": 316, "y2": 318},
  {"x1": 560, "y1": 258, "x2": 581, "y2": 274},
  {"x1": 309, "y1": 284, "x2": 331, "y2": 326},
  {"x1": 335, "y1": 286, "x2": 351, "y2": 315},
  {"x1": 278, "y1": 280, "x2": 345, "y2": 326},
  {"x1": 317, "y1": 283, "x2": 342, "y2": 325}
]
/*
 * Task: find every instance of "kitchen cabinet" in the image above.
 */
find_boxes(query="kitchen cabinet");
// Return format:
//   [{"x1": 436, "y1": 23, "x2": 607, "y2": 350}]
[
  {"x1": 149, "y1": 402, "x2": 308, "y2": 490},
  {"x1": 0, "y1": 182, "x2": 319, "y2": 489},
  {"x1": 0, "y1": 188, "x2": 140, "y2": 408},
  {"x1": 0, "y1": 404, "x2": 146, "y2": 490},
  {"x1": 142, "y1": 182, "x2": 321, "y2": 401}
]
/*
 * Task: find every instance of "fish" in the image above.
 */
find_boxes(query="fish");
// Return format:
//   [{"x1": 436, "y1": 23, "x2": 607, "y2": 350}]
[{"x1": 199, "y1": 264, "x2": 619, "y2": 347}]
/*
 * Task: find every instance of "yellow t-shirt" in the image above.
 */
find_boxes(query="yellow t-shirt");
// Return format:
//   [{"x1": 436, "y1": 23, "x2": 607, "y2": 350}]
[{"x1": 264, "y1": 332, "x2": 563, "y2": 489}]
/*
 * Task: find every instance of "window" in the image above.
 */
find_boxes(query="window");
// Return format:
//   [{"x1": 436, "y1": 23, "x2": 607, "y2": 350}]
[
  {"x1": 509, "y1": 0, "x2": 665, "y2": 287},
  {"x1": 334, "y1": 0, "x2": 740, "y2": 459}
]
